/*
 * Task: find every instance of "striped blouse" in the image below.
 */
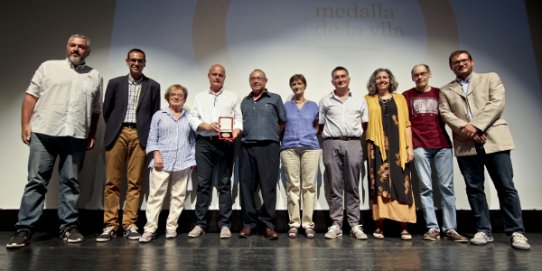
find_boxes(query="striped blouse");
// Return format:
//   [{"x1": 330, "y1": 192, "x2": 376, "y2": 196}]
[{"x1": 146, "y1": 108, "x2": 196, "y2": 171}]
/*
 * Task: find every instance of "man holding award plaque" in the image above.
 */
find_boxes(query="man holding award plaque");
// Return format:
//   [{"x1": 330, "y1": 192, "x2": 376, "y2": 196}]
[{"x1": 188, "y1": 64, "x2": 242, "y2": 239}]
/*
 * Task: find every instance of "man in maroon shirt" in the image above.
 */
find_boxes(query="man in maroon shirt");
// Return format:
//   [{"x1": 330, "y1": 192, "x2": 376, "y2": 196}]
[{"x1": 403, "y1": 64, "x2": 467, "y2": 242}]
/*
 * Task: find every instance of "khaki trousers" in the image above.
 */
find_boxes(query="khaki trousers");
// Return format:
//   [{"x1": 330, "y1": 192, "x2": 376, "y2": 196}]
[
  {"x1": 280, "y1": 148, "x2": 321, "y2": 229},
  {"x1": 104, "y1": 127, "x2": 146, "y2": 230},
  {"x1": 143, "y1": 167, "x2": 190, "y2": 233}
]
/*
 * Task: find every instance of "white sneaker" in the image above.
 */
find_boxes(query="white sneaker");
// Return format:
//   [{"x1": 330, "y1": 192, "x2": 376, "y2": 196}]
[
  {"x1": 188, "y1": 225, "x2": 205, "y2": 238},
  {"x1": 351, "y1": 225, "x2": 367, "y2": 240},
  {"x1": 165, "y1": 230, "x2": 177, "y2": 239},
  {"x1": 511, "y1": 232, "x2": 531, "y2": 250},
  {"x1": 325, "y1": 224, "x2": 342, "y2": 239},
  {"x1": 469, "y1": 232, "x2": 494, "y2": 245},
  {"x1": 220, "y1": 226, "x2": 232, "y2": 239},
  {"x1": 139, "y1": 232, "x2": 154, "y2": 243}
]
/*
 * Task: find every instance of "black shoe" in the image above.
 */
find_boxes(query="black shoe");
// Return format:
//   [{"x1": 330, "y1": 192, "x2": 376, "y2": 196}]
[
  {"x1": 6, "y1": 229, "x2": 32, "y2": 248},
  {"x1": 96, "y1": 225, "x2": 117, "y2": 242},
  {"x1": 124, "y1": 226, "x2": 141, "y2": 240},
  {"x1": 61, "y1": 226, "x2": 84, "y2": 243}
]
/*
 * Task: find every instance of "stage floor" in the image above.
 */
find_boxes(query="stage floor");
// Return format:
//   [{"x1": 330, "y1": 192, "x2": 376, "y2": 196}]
[{"x1": 1, "y1": 231, "x2": 540, "y2": 270}]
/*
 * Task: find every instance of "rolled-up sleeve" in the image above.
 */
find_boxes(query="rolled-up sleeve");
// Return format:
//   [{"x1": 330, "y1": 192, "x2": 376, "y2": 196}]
[
  {"x1": 146, "y1": 112, "x2": 161, "y2": 154},
  {"x1": 233, "y1": 96, "x2": 243, "y2": 131},
  {"x1": 26, "y1": 63, "x2": 45, "y2": 98}
]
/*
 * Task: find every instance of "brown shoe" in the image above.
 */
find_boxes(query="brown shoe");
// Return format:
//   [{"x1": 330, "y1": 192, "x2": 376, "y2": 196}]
[
  {"x1": 264, "y1": 228, "x2": 279, "y2": 240},
  {"x1": 239, "y1": 227, "x2": 252, "y2": 238},
  {"x1": 445, "y1": 229, "x2": 468, "y2": 243}
]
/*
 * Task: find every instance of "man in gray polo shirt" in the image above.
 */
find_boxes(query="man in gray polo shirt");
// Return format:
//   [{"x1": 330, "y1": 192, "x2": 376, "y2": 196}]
[
  {"x1": 319, "y1": 66, "x2": 368, "y2": 240},
  {"x1": 238, "y1": 69, "x2": 286, "y2": 240}
]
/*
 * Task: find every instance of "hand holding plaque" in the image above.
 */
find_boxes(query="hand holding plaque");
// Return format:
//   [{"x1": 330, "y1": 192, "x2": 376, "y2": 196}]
[{"x1": 218, "y1": 117, "x2": 234, "y2": 140}]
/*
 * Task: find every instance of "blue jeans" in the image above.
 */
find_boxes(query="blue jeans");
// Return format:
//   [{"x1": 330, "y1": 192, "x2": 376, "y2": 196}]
[
  {"x1": 456, "y1": 145, "x2": 525, "y2": 235},
  {"x1": 16, "y1": 133, "x2": 87, "y2": 234},
  {"x1": 413, "y1": 147, "x2": 457, "y2": 231}
]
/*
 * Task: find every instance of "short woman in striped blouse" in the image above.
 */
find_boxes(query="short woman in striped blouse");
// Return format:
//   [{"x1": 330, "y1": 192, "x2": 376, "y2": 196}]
[{"x1": 139, "y1": 84, "x2": 196, "y2": 243}]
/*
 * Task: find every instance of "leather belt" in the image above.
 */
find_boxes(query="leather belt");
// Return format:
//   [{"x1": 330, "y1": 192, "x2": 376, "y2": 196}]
[
  {"x1": 197, "y1": 135, "x2": 220, "y2": 140},
  {"x1": 122, "y1": 123, "x2": 137, "y2": 129}
]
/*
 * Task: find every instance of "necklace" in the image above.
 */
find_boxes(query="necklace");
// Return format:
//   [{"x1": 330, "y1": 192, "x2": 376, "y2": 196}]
[{"x1": 379, "y1": 96, "x2": 391, "y2": 104}]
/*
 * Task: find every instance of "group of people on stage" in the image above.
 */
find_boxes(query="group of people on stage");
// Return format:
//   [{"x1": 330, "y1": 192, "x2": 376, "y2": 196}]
[{"x1": 6, "y1": 34, "x2": 531, "y2": 251}]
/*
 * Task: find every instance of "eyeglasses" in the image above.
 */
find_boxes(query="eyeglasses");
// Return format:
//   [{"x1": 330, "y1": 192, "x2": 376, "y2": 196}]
[
  {"x1": 412, "y1": 71, "x2": 428, "y2": 78},
  {"x1": 169, "y1": 93, "x2": 184, "y2": 98},
  {"x1": 451, "y1": 58, "x2": 470, "y2": 66},
  {"x1": 128, "y1": 58, "x2": 145, "y2": 64},
  {"x1": 249, "y1": 76, "x2": 266, "y2": 81}
]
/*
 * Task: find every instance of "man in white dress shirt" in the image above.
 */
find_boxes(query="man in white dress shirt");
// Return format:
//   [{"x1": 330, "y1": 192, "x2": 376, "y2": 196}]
[{"x1": 188, "y1": 64, "x2": 242, "y2": 239}]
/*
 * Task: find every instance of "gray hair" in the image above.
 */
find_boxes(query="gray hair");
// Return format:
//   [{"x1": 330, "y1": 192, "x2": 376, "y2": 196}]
[
  {"x1": 367, "y1": 68, "x2": 398, "y2": 96},
  {"x1": 250, "y1": 68, "x2": 267, "y2": 80},
  {"x1": 410, "y1": 64, "x2": 431, "y2": 75},
  {"x1": 68, "y1": 34, "x2": 91, "y2": 48},
  {"x1": 164, "y1": 84, "x2": 188, "y2": 101}
]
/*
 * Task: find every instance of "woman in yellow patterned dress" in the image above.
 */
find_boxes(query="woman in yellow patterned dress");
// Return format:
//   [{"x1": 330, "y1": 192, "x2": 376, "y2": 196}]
[{"x1": 365, "y1": 68, "x2": 416, "y2": 240}]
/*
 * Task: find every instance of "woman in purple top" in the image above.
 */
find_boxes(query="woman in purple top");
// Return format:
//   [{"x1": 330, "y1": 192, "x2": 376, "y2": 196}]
[{"x1": 280, "y1": 74, "x2": 321, "y2": 238}]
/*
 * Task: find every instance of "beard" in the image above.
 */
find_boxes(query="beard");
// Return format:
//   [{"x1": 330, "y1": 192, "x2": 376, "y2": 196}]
[{"x1": 68, "y1": 54, "x2": 84, "y2": 65}]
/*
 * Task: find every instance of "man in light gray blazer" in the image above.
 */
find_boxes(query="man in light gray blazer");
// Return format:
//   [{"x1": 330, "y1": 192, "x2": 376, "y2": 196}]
[{"x1": 439, "y1": 50, "x2": 530, "y2": 250}]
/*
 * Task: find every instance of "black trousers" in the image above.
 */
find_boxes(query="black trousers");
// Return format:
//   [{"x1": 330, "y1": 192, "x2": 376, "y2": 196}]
[
  {"x1": 239, "y1": 141, "x2": 280, "y2": 230},
  {"x1": 194, "y1": 136, "x2": 234, "y2": 228}
]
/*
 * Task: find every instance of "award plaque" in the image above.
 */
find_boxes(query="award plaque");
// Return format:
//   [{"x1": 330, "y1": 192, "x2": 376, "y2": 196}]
[{"x1": 218, "y1": 117, "x2": 234, "y2": 140}]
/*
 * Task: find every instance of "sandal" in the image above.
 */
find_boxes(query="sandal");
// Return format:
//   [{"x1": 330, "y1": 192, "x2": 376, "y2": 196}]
[
  {"x1": 305, "y1": 228, "x2": 315, "y2": 239},
  {"x1": 401, "y1": 229, "x2": 412, "y2": 240},
  {"x1": 288, "y1": 227, "x2": 298, "y2": 238},
  {"x1": 373, "y1": 228, "x2": 385, "y2": 239}
]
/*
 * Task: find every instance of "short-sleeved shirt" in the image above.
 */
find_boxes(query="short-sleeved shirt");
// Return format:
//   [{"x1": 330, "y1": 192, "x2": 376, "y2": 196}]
[
  {"x1": 26, "y1": 59, "x2": 102, "y2": 139},
  {"x1": 281, "y1": 100, "x2": 319, "y2": 150},
  {"x1": 319, "y1": 90, "x2": 368, "y2": 138},
  {"x1": 240, "y1": 90, "x2": 286, "y2": 143},
  {"x1": 403, "y1": 87, "x2": 451, "y2": 149}
]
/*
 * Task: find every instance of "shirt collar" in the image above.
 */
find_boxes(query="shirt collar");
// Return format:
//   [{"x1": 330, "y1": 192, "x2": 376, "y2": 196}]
[
  {"x1": 165, "y1": 108, "x2": 185, "y2": 117},
  {"x1": 456, "y1": 74, "x2": 472, "y2": 84},
  {"x1": 65, "y1": 58, "x2": 86, "y2": 70},
  {"x1": 129, "y1": 74, "x2": 144, "y2": 85},
  {"x1": 246, "y1": 89, "x2": 270, "y2": 99},
  {"x1": 331, "y1": 89, "x2": 352, "y2": 100},
  {"x1": 209, "y1": 88, "x2": 224, "y2": 96}
]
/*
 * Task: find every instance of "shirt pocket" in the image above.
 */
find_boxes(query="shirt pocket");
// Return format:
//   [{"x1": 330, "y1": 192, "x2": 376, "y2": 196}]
[{"x1": 82, "y1": 76, "x2": 99, "y2": 97}]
